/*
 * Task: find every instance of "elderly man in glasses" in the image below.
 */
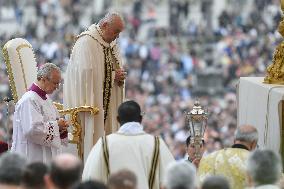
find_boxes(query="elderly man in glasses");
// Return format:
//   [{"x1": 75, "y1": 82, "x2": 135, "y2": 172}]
[{"x1": 11, "y1": 63, "x2": 69, "y2": 163}]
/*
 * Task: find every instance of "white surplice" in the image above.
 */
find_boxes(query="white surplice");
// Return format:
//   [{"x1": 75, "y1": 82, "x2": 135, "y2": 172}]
[
  {"x1": 63, "y1": 24, "x2": 124, "y2": 161},
  {"x1": 82, "y1": 122, "x2": 175, "y2": 189},
  {"x1": 11, "y1": 91, "x2": 67, "y2": 163}
]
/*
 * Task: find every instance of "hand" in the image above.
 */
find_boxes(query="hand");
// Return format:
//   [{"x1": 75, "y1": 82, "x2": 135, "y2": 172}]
[
  {"x1": 114, "y1": 68, "x2": 127, "y2": 87},
  {"x1": 57, "y1": 118, "x2": 69, "y2": 132}
]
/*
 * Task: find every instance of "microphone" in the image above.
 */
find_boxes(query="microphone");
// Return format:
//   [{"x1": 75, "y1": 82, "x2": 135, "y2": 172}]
[{"x1": 3, "y1": 97, "x2": 13, "y2": 102}]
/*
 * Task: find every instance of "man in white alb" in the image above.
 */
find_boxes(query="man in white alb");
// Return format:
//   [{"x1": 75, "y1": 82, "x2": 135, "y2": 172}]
[
  {"x1": 63, "y1": 12, "x2": 126, "y2": 161},
  {"x1": 82, "y1": 100, "x2": 175, "y2": 189},
  {"x1": 11, "y1": 63, "x2": 69, "y2": 163}
]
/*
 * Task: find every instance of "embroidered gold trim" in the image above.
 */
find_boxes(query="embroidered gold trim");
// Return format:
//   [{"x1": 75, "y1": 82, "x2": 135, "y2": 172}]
[
  {"x1": 16, "y1": 44, "x2": 32, "y2": 91},
  {"x1": 103, "y1": 47, "x2": 112, "y2": 123},
  {"x1": 149, "y1": 136, "x2": 160, "y2": 189},
  {"x1": 110, "y1": 47, "x2": 121, "y2": 70},
  {"x1": 102, "y1": 136, "x2": 110, "y2": 177},
  {"x1": 2, "y1": 42, "x2": 18, "y2": 102}
]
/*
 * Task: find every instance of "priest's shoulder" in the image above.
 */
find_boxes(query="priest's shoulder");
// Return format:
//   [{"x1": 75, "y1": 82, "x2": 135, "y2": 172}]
[{"x1": 16, "y1": 91, "x2": 42, "y2": 105}]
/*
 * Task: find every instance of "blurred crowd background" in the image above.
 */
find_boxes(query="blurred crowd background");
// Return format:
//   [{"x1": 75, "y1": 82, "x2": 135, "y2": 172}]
[{"x1": 0, "y1": 0, "x2": 281, "y2": 159}]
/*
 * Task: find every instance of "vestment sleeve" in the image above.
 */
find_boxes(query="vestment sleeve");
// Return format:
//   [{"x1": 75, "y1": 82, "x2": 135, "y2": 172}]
[{"x1": 17, "y1": 98, "x2": 61, "y2": 148}]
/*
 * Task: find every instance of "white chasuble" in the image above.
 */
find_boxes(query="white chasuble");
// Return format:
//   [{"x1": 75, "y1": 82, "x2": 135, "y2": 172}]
[
  {"x1": 82, "y1": 122, "x2": 175, "y2": 189},
  {"x1": 63, "y1": 24, "x2": 124, "y2": 161},
  {"x1": 11, "y1": 91, "x2": 66, "y2": 163}
]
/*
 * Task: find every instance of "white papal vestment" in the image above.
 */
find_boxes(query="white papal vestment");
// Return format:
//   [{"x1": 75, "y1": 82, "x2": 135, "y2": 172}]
[
  {"x1": 11, "y1": 91, "x2": 67, "y2": 163},
  {"x1": 64, "y1": 24, "x2": 124, "y2": 161},
  {"x1": 82, "y1": 122, "x2": 175, "y2": 189}
]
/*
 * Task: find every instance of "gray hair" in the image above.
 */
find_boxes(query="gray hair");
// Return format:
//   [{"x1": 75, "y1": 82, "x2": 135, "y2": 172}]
[
  {"x1": 247, "y1": 149, "x2": 282, "y2": 186},
  {"x1": 98, "y1": 12, "x2": 124, "y2": 26},
  {"x1": 0, "y1": 152, "x2": 27, "y2": 185},
  {"x1": 164, "y1": 161, "x2": 196, "y2": 189},
  {"x1": 37, "y1": 63, "x2": 60, "y2": 80},
  {"x1": 201, "y1": 176, "x2": 231, "y2": 189},
  {"x1": 234, "y1": 125, "x2": 258, "y2": 143}
]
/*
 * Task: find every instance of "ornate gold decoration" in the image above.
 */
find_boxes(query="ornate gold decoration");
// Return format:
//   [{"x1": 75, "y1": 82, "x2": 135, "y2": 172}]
[
  {"x1": 2, "y1": 43, "x2": 18, "y2": 102},
  {"x1": 53, "y1": 102, "x2": 64, "y2": 110},
  {"x1": 110, "y1": 46, "x2": 121, "y2": 70},
  {"x1": 58, "y1": 105, "x2": 99, "y2": 159},
  {"x1": 103, "y1": 47, "x2": 113, "y2": 124},
  {"x1": 264, "y1": 2, "x2": 284, "y2": 84},
  {"x1": 16, "y1": 44, "x2": 32, "y2": 91}
]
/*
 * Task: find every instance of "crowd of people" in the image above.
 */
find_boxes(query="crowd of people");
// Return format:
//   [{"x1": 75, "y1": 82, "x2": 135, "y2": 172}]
[
  {"x1": 0, "y1": 124, "x2": 283, "y2": 189},
  {"x1": 0, "y1": 1, "x2": 283, "y2": 189},
  {"x1": 0, "y1": 0, "x2": 282, "y2": 161}
]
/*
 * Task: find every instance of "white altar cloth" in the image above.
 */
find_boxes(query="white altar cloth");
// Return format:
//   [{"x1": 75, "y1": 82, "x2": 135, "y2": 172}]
[{"x1": 238, "y1": 77, "x2": 284, "y2": 153}]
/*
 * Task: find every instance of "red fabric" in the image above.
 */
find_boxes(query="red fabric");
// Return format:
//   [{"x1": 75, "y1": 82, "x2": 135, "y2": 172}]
[
  {"x1": 29, "y1": 83, "x2": 47, "y2": 100},
  {"x1": 60, "y1": 131, "x2": 68, "y2": 139},
  {"x1": 0, "y1": 141, "x2": 8, "y2": 153}
]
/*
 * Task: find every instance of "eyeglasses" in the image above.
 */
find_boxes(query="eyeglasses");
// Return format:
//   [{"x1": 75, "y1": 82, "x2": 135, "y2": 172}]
[{"x1": 48, "y1": 79, "x2": 61, "y2": 88}]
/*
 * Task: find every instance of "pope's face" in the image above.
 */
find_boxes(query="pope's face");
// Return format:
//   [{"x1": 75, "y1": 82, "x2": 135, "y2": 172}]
[{"x1": 102, "y1": 17, "x2": 124, "y2": 43}]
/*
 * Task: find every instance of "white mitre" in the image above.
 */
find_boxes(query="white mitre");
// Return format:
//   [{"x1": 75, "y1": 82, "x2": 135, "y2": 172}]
[{"x1": 3, "y1": 38, "x2": 37, "y2": 103}]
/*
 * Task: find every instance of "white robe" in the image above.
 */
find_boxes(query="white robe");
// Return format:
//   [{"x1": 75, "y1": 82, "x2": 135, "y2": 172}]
[
  {"x1": 82, "y1": 122, "x2": 175, "y2": 189},
  {"x1": 63, "y1": 24, "x2": 124, "y2": 161},
  {"x1": 11, "y1": 91, "x2": 67, "y2": 163}
]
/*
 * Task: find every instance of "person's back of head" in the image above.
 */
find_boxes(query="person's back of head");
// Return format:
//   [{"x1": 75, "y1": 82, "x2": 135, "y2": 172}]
[
  {"x1": 247, "y1": 149, "x2": 282, "y2": 186},
  {"x1": 117, "y1": 100, "x2": 142, "y2": 125},
  {"x1": 46, "y1": 153, "x2": 83, "y2": 189},
  {"x1": 108, "y1": 169, "x2": 137, "y2": 189},
  {"x1": 72, "y1": 181, "x2": 107, "y2": 189},
  {"x1": 0, "y1": 152, "x2": 27, "y2": 186},
  {"x1": 163, "y1": 161, "x2": 196, "y2": 189},
  {"x1": 201, "y1": 175, "x2": 230, "y2": 189},
  {"x1": 21, "y1": 162, "x2": 48, "y2": 189},
  {"x1": 234, "y1": 124, "x2": 258, "y2": 151}
]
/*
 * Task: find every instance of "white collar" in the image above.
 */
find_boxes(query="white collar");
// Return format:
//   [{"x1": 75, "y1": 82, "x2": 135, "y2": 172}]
[{"x1": 117, "y1": 122, "x2": 145, "y2": 135}]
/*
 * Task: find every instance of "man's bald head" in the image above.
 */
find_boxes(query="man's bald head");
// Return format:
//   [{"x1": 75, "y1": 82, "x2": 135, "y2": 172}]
[
  {"x1": 99, "y1": 13, "x2": 124, "y2": 27},
  {"x1": 53, "y1": 153, "x2": 81, "y2": 170},
  {"x1": 234, "y1": 125, "x2": 258, "y2": 150},
  {"x1": 99, "y1": 12, "x2": 124, "y2": 43},
  {"x1": 49, "y1": 154, "x2": 82, "y2": 189}
]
